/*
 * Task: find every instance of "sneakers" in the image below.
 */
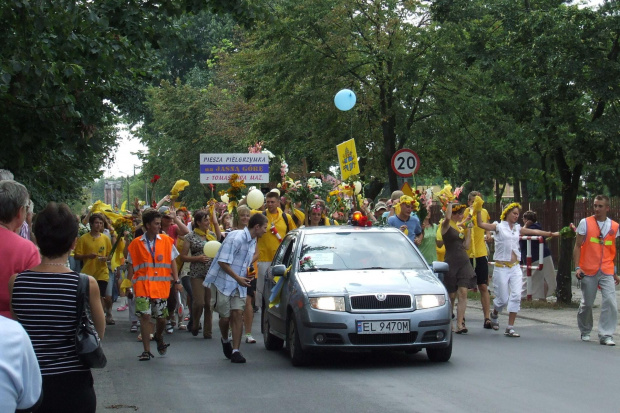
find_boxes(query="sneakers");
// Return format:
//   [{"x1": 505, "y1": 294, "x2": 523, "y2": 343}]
[
  {"x1": 600, "y1": 337, "x2": 616, "y2": 346},
  {"x1": 166, "y1": 322, "x2": 174, "y2": 335},
  {"x1": 230, "y1": 351, "x2": 246, "y2": 363},
  {"x1": 130, "y1": 323, "x2": 138, "y2": 333},
  {"x1": 221, "y1": 339, "x2": 233, "y2": 359},
  {"x1": 245, "y1": 334, "x2": 257, "y2": 344},
  {"x1": 117, "y1": 304, "x2": 128, "y2": 311},
  {"x1": 581, "y1": 333, "x2": 591, "y2": 342}
]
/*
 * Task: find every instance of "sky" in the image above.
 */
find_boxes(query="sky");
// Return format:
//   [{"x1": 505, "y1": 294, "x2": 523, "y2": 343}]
[
  {"x1": 103, "y1": 124, "x2": 146, "y2": 178},
  {"x1": 103, "y1": 0, "x2": 605, "y2": 178}
]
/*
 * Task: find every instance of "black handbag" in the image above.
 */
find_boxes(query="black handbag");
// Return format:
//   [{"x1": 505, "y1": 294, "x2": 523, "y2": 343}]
[{"x1": 75, "y1": 273, "x2": 107, "y2": 369}]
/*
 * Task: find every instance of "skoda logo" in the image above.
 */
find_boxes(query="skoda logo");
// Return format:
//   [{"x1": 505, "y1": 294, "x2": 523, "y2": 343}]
[{"x1": 376, "y1": 294, "x2": 387, "y2": 301}]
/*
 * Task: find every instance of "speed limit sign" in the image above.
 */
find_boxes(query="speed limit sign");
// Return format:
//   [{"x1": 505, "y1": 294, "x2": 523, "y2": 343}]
[{"x1": 391, "y1": 149, "x2": 420, "y2": 177}]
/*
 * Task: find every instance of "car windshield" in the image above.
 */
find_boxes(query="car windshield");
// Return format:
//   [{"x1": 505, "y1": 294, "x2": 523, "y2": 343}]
[{"x1": 298, "y1": 231, "x2": 427, "y2": 272}]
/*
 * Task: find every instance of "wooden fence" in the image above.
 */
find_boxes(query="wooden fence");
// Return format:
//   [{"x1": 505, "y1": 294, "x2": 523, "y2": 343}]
[{"x1": 429, "y1": 198, "x2": 620, "y2": 265}]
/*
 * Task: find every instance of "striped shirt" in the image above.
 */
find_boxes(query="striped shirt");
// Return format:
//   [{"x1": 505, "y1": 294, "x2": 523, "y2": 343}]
[
  {"x1": 11, "y1": 271, "x2": 88, "y2": 376},
  {"x1": 204, "y1": 228, "x2": 256, "y2": 297}
]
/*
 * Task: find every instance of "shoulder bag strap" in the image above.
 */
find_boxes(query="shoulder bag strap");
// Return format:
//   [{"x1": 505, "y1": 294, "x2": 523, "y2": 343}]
[{"x1": 76, "y1": 273, "x2": 88, "y2": 329}]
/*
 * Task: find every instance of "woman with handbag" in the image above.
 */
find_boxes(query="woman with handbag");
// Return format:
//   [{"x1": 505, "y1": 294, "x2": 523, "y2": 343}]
[{"x1": 9, "y1": 202, "x2": 105, "y2": 413}]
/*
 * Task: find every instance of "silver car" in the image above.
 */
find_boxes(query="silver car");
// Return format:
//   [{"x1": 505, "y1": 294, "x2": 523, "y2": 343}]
[{"x1": 260, "y1": 225, "x2": 452, "y2": 366}]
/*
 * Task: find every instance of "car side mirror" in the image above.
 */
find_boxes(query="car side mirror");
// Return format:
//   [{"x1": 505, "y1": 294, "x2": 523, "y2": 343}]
[
  {"x1": 272, "y1": 264, "x2": 287, "y2": 278},
  {"x1": 431, "y1": 261, "x2": 449, "y2": 282}
]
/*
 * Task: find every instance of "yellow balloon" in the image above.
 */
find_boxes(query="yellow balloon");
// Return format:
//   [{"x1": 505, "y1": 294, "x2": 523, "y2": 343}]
[
  {"x1": 203, "y1": 240, "x2": 222, "y2": 258},
  {"x1": 246, "y1": 189, "x2": 265, "y2": 210}
]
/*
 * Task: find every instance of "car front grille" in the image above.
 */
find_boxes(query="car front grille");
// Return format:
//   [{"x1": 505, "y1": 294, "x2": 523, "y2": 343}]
[
  {"x1": 350, "y1": 294, "x2": 412, "y2": 310},
  {"x1": 348, "y1": 332, "x2": 417, "y2": 345}
]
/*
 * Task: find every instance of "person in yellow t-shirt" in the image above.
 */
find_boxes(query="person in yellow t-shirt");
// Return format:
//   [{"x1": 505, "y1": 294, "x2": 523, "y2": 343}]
[
  {"x1": 463, "y1": 191, "x2": 493, "y2": 330},
  {"x1": 74, "y1": 213, "x2": 113, "y2": 323},
  {"x1": 435, "y1": 220, "x2": 446, "y2": 261},
  {"x1": 252, "y1": 191, "x2": 295, "y2": 310}
]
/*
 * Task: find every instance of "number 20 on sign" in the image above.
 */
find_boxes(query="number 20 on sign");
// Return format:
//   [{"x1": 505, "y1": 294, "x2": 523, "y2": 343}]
[{"x1": 391, "y1": 149, "x2": 420, "y2": 177}]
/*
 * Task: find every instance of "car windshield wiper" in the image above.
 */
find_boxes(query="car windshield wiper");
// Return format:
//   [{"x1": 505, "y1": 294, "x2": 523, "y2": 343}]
[
  {"x1": 357, "y1": 266, "x2": 388, "y2": 270},
  {"x1": 300, "y1": 268, "x2": 337, "y2": 272}
]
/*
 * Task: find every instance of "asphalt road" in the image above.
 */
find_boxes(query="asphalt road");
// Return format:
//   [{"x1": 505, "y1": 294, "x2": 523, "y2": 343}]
[{"x1": 94, "y1": 309, "x2": 619, "y2": 413}]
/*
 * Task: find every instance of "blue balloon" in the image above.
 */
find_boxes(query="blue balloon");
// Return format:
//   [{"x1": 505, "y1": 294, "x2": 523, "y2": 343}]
[{"x1": 334, "y1": 89, "x2": 356, "y2": 111}]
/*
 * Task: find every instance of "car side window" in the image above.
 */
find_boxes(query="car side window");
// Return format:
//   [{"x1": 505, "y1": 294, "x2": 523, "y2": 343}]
[
  {"x1": 272, "y1": 236, "x2": 292, "y2": 265},
  {"x1": 281, "y1": 238, "x2": 296, "y2": 269}
]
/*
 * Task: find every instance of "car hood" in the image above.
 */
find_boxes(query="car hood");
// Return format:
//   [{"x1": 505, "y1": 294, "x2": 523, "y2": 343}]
[{"x1": 296, "y1": 269, "x2": 445, "y2": 296}]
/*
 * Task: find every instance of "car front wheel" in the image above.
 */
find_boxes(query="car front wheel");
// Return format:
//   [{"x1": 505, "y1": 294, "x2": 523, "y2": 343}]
[
  {"x1": 287, "y1": 316, "x2": 308, "y2": 366},
  {"x1": 426, "y1": 334, "x2": 452, "y2": 362}
]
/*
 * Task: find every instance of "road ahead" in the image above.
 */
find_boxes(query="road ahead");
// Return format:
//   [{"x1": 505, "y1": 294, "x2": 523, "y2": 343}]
[{"x1": 94, "y1": 309, "x2": 618, "y2": 413}]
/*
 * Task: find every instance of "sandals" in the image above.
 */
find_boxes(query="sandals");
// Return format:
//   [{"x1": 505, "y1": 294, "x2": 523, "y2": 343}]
[
  {"x1": 455, "y1": 324, "x2": 468, "y2": 334},
  {"x1": 483, "y1": 318, "x2": 493, "y2": 329},
  {"x1": 490, "y1": 313, "x2": 500, "y2": 331},
  {"x1": 504, "y1": 328, "x2": 520, "y2": 338},
  {"x1": 155, "y1": 334, "x2": 170, "y2": 355},
  {"x1": 138, "y1": 351, "x2": 154, "y2": 361},
  {"x1": 165, "y1": 322, "x2": 174, "y2": 334}
]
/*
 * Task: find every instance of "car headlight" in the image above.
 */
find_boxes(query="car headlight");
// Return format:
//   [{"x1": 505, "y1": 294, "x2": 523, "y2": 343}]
[
  {"x1": 309, "y1": 297, "x2": 346, "y2": 312},
  {"x1": 415, "y1": 294, "x2": 446, "y2": 309}
]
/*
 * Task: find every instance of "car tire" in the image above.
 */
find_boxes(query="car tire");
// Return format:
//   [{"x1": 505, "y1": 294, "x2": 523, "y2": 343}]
[
  {"x1": 426, "y1": 334, "x2": 452, "y2": 362},
  {"x1": 262, "y1": 307, "x2": 283, "y2": 351},
  {"x1": 287, "y1": 316, "x2": 308, "y2": 366}
]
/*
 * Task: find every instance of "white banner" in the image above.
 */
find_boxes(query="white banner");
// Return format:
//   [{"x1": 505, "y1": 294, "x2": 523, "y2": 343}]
[{"x1": 199, "y1": 153, "x2": 270, "y2": 184}]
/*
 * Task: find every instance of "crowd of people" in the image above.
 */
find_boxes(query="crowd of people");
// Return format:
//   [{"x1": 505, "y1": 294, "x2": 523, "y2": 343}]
[{"x1": 1, "y1": 168, "x2": 618, "y2": 411}]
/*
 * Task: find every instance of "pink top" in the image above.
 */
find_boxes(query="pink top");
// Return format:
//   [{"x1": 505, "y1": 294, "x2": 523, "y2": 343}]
[{"x1": 0, "y1": 226, "x2": 41, "y2": 318}]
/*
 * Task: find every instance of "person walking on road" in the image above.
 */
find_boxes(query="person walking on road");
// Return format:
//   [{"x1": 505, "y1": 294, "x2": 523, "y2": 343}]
[
  {"x1": 441, "y1": 202, "x2": 475, "y2": 334},
  {"x1": 573, "y1": 194, "x2": 619, "y2": 346},
  {"x1": 126, "y1": 209, "x2": 182, "y2": 361},
  {"x1": 73, "y1": 212, "x2": 114, "y2": 325},
  {"x1": 253, "y1": 191, "x2": 295, "y2": 311},
  {"x1": 463, "y1": 191, "x2": 493, "y2": 329},
  {"x1": 204, "y1": 213, "x2": 268, "y2": 363},
  {"x1": 474, "y1": 198, "x2": 558, "y2": 337}
]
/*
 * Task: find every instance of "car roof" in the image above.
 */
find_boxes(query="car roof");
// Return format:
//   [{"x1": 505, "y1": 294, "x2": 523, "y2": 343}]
[{"x1": 289, "y1": 225, "x2": 403, "y2": 236}]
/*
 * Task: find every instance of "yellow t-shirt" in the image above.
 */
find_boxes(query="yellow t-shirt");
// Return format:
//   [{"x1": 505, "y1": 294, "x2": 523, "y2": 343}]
[
  {"x1": 463, "y1": 207, "x2": 490, "y2": 258},
  {"x1": 435, "y1": 221, "x2": 446, "y2": 262},
  {"x1": 253, "y1": 208, "x2": 296, "y2": 262},
  {"x1": 75, "y1": 233, "x2": 112, "y2": 281}
]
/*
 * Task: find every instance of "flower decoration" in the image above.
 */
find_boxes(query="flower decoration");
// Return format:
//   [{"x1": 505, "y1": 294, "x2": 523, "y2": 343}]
[
  {"x1": 219, "y1": 174, "x2": 246, "y2": 220},
  {"x1": 248, "y1": 141, "x2": 263, "y2": 153},
  {"x1": 299, "y1": 256, "x2": 315, "y2": 270},
  {"x1": 559, "y1": 223, "x2": 577, "y2": 239},
  {"x1": 280, "y1": 158, "x2": 289, "y2": 179},
  {"x1": 500, "y1": 202, "x2": 522, "y2": 221},
  {"x1": 394, "y1": 195, "x2": 420, "y2": 216},
  {"x1": 149, "y1": 174, "x2": 161, "y2": 204}
]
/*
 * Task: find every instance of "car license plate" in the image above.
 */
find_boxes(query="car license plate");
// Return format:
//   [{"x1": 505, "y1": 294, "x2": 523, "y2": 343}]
[{"x1": 356, "y1": 320, "x2": 410, "y2": 334}]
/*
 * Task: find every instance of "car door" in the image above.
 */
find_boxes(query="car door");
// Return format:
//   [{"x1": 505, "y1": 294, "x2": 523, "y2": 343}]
[{"x1": 266, "y1": 234, "x2": 297, "y2": 334}]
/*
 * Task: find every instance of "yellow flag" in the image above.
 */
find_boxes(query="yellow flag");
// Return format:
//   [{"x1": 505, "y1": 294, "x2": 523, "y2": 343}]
[
  {"x1": 120, "y1": 200, "x2": 127, "y2": 212},
  {"x1": 170, "y1": 180, "x2": 190, "y2": 200},
  {"x1": 336, "y1": 139, "x2": 360, "y2": 180}
]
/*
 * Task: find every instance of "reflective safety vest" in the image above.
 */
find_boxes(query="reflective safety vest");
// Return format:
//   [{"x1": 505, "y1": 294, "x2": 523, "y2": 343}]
[
  {"x1": 128, "y1": 234, "x2": 175, "y2": 299},
  {"x1": 579, "y1": 216, "x2": 619, "y2": 276}
]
